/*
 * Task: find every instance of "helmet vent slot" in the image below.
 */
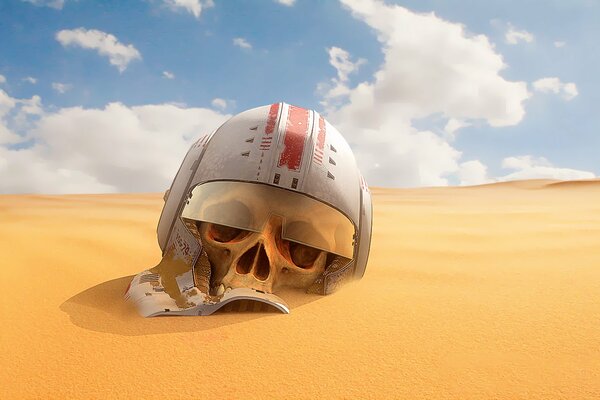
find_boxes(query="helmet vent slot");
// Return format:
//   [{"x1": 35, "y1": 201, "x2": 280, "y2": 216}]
[
  {"x1": 241, "y1": 151, "x2": 250, "y2": 157},
  {"x1": 330, "y1": 144, "x2": 337, "y2": 152},
  {"x1": 245, "y1": 137, "x2": 255, "y2": 143},
  {"x1": 328, "y1": 157, "x2": 336, "y2": 166},
  {"x1": 250, "y1": 125, "x2": 258, "y2": 131},
  {"x1": 327, "y1": 171, "x2": 335, "y2": 180}
]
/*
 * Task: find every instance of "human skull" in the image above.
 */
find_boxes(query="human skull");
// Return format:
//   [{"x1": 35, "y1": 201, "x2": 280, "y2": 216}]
[{"x1": 197, "y1": 214, "x2": 329, "y2": 295}]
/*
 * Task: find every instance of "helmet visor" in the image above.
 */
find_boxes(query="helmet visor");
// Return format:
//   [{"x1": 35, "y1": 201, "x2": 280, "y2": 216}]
[{"x1": 181, "y1": 181, "x2": 355, "y2": 259}]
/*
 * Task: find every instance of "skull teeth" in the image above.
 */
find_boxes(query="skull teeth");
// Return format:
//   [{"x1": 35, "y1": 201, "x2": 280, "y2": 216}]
[
  {"x1": 209, "y1": 282, "x2": 228, "y2": 296},
  {"x1": 216, "y1": 283, "x2": 225, "y2": 296}
]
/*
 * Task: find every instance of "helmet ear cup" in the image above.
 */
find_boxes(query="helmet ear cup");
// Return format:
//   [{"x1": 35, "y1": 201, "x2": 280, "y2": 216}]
[
  {"x1": 306, "y1": 254, "x2": 354, "y2": 295},
  {"x1": 353, "y1": 185, "x2": 373, "y2": 280}
]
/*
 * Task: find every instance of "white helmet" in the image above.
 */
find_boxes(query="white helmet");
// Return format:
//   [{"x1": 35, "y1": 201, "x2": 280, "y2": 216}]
[{"x1": 125, "y1": 103, "x2": 372, "y2": 317}]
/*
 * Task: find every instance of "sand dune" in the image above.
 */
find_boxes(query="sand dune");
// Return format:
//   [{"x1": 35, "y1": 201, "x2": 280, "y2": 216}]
[{"x1": 2, "y1": 180, "x2": 600, "y2": 399}]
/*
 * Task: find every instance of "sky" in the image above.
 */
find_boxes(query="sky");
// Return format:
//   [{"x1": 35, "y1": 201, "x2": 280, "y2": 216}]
[{"x1": 1, "y1": 0, "x2": 599, "y2": 193}]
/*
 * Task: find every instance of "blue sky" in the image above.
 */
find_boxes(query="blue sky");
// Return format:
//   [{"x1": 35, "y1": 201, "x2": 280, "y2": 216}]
[{"x1": 1, "y1": 0, "x2": 599, "y2": 193}]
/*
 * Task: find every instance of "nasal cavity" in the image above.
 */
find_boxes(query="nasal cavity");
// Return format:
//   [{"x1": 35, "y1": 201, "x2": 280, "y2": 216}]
[
  {"x1": 236, "y1": 243, "x2": 270, "y2": 280},
  {"x1": 254, "y1": 245, "x2": 270, "y2": 281},
  {"x1": 236, "y1": 244, "x2": 257, "y2": 275}
]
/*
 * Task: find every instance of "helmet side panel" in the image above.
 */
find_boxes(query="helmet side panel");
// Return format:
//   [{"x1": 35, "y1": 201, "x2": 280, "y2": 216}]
[
  {"x1": 353, "y1": 175, "x2": 373, "y2": 279},
  {"x1": 157, "y1": 133, "x2": 213, "y2": 252}
]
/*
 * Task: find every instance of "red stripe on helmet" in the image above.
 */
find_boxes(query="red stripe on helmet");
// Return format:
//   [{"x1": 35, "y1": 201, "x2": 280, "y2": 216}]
[
  {"x1": 265, "y1": 103, "x2": 279, "y2": 136},
  {"x1": 278, "y1": 105, "x2": 310, "y2": 171}
]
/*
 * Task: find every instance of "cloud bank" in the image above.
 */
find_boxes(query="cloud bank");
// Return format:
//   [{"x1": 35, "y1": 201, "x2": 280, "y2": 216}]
[
  {"x1": 321, "y1": 0, "x2": 531, "y2": 187},
  {"x1": 0, "y1": 90, "x2": 229, "y2": 193}
]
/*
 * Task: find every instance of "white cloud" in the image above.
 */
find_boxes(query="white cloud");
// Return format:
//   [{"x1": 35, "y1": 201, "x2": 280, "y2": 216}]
[
  {"x1": 56, "y1": 28, "x2": 141, "y2": 72},
  {"x1": 554, "y1": 41, "x2": 566, "y2": 48},
  {"x1": 163, "y1": 0, "x2": 214, "y2": 19},
  {"x1": 505, "y1": 24, "x2": 534, "y2": 45},
  {"x1": 0, "y1": 91, "x2": 17, "y2": 118},
  {"x1": 0, "y1": 91, "x2": 20, "y2": 145},
  {"x1": 562, "y1": 83, "x2": 578, "y2": 100},
  {"x1": 274, "y1": 0, "x2": 296, "y2": 6},
  {"x1": 20, "y1": 95, "x2": 44, "y2": 117},
  {"x1": 52, "y1": 82, "x2": 72, "y2": 94},
  {"x1": 444, "y1": 118, "x2": 470, "y2": 139},
  {"x1": 500, "y1": 156, "x2": 595, "y2": 181},
  {"x1": 320, "y1": 0, "x2": 530, "y2": 187},
  {"x1": 23, "y1": 76, "x2": 37, "y2": 84},
  {"x1": 0, "y1": 75, "x2": 5, "y2": 84},
  {"x1": 459, "y1": 160, "x2": 490, "y2": 186},
  {"x1": 0, "y1": 90, "x2": 43, "y2": 145},
  {"x1": 233, "y1": 37, "x2": 252, "y2": 50},
  {"x1": 329, "y1": 46, "x2": 366, "y2": 82},
  {"x1": 211, "y1": 98, "x2": 227, "y2": 110},
  {"x1": 318, "y1": 47, "x2": 366, "y2": 109},
  {"x1": 21, "y1": 0, "x2": 65, "y2": 9},
  {"x1": 0, "y1": 98, "x2": 230, "y2": 194},
  {"x1": 533, "y1": 77, "x2": 578, "y2": 100},
  {"x1": 162, "y1": 71, "x2": 175, "y2": 79}
]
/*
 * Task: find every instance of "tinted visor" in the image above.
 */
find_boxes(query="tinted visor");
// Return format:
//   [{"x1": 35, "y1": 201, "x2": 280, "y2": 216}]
[{"x1": 181, "y1": 181, "x2": 355, "y2": 259}]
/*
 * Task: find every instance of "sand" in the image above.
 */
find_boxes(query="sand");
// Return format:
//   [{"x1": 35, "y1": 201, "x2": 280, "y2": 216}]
[{"x1": 1, "y1": 179, "x2": 600, "y2": 399}]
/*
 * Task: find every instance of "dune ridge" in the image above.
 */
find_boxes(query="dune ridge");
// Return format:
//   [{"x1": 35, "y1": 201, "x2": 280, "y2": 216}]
[{"x1": 1, "y1": 179, "x2": 599, "y2": 399}]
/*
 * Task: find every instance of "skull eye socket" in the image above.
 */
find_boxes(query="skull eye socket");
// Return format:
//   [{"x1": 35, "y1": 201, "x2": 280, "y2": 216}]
[
  {"x1": 207, "y1": 223, "x2": 250, "y2": 243},
  {"x1": 288, "y1": 241, "x2": 321, "y2": 268}
]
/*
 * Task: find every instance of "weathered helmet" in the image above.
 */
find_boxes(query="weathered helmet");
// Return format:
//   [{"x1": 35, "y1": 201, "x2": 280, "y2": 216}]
[{"x1": 126, "y1": 103, "x2": 372, "y2": 317}]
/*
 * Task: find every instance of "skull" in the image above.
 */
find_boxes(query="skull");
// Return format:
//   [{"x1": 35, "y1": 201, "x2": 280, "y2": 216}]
[{"x1": 197, "y1": 214, "x2": 328, "y2": 295}]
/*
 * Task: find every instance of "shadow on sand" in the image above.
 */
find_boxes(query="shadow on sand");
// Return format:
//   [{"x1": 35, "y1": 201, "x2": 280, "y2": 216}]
[{"x1": 60, "y1": 275, "x2": 321, "y2": 336}]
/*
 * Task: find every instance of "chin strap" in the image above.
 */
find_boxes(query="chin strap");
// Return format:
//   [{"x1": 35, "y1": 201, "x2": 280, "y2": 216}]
[{"x1": 306, "y1": 255, "x2": 354, "y2": 295}]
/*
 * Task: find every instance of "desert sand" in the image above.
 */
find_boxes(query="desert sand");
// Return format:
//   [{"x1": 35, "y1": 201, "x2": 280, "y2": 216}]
[{"x1": 1, "y1": 179, "x2": 600, "y2": 399}]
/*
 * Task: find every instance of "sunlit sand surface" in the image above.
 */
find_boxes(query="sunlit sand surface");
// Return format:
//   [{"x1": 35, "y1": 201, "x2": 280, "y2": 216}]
[{"x1": 2, "y1": 179, "x2": 600, "y2": 398}]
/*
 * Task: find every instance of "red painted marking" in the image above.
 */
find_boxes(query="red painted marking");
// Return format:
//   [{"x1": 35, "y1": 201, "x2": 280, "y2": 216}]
[
  {"x1": 360, "y1": 174, "x2": 369, "y2": 192},
  {"x1": 278, "y1": 105, "x2": 310, "y2": 171},
  {"x1": 193, "y1": 134, "x2": 207, "y2": 148},
  {"x1": 265, "y1": 103, "x2": 279, "y2": 136},
  {"x1": 316, "y1": 116, "x2": 326, "y2": 152},
  {"x1": 311, "y1": 116, "x2": 326, "y2": 165}
]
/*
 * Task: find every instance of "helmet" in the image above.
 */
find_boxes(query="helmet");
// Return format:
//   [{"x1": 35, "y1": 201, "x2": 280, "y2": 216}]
[{"x1": 125, "y1": 103, "x2": 372, "y2": 317}]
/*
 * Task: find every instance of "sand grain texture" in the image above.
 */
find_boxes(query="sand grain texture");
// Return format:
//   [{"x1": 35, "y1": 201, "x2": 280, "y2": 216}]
[{"x1": 1, "y1": 180, "x2": 600, "y2": 399}]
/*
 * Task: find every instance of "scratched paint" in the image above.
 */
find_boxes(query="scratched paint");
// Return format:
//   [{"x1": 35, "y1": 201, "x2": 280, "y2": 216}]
[
  {"x1": 260, "y1": 103, "x2": 280, "y2": 151},
  {"x1": 265, "y1": 103, "x2": 279, "y2": 135},
  {"x1": 149, "y1": 244, "x2": 194, "y2": 309},
  {"x1": 359, "y1": 174, "x2": 369, "y2": 193},
  {"x1": 313, "y1": 115, "x2": 326, "y2": 165},
  {"x1": 278, "y1": 105, "x2": 310, "y2": 171}
]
